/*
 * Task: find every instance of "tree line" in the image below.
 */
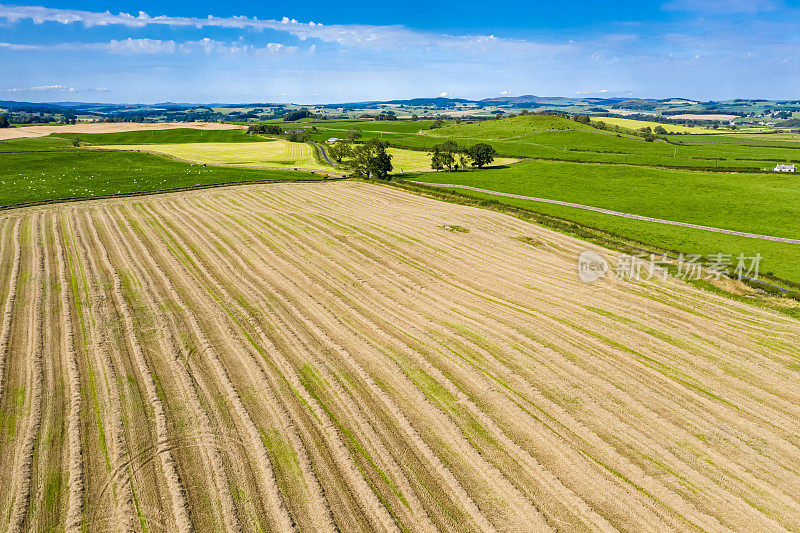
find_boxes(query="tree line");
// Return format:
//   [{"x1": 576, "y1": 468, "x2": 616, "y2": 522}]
[
  {"x1": 430, "y1": 141, "x2": 497, "y2": 171},
  {"x1": 328, "y1": 138, "x2": 393, "y2": 179}
]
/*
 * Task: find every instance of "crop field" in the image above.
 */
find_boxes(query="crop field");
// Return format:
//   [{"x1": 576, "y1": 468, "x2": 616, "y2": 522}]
[
  {"x1": 99, "y1": 140, "x2": 331, "y2": 170},
  {"x1": 0, "y1": 181, "x2": 799, "y2": 531}
]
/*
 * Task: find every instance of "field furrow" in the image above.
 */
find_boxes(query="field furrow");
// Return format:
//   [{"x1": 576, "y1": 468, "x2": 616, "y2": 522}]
[
  {"x1": 94, "y1": 205, "x2": 244, "y2": 532},
  {"x1": 0, "y1": 180, "x2": 799, "y2": 531},
  {"x1": 79, "y1": 210, "x2": 194, "y2": 532},
  {"x1": 116, "y1": 203, "x2": 297, "y2": 532},
  {"x1": 0, "y1": 219, "x2": 22, "y2": 403},
  {"x1": 5, "y1": 215, "x2": 44, "y2": 532},
  {"x1": 53, "y1": 215, "x2": 85, "y2": 531},
  {"x1": 66, "y1": 209, "x2": 142, "y2": 531}
]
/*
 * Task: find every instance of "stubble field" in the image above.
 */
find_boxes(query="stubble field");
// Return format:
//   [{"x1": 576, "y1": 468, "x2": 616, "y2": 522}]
[{"x1": 0, "y1": 181, "x2": 799, "y2": 531}]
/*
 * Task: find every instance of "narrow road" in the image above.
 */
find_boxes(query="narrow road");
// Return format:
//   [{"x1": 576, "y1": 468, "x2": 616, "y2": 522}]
[
  {"x1": 410, "y1": 181, "x2": 800, "y2": 245},
  {"x1": 315, "y1": 143, "x2": 335, "y2": 165}
]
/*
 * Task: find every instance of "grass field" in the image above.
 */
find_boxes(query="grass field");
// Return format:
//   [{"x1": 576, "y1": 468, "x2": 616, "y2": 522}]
[
  {"x1": 1, "y1": 181, "x2": 799, "y2": 531},
  {"x1": 0, "y1": 148, "x2": 321, "y2": 207},
  {"x1": 404, "y1": 160, "x2": 800, "y2": 282},
  {"x1": 55, "y1": 127, "x2": 268, "y2": 145},
  {"x1": 424, "y1": 115, "x2": 597, "y2": 138},
  {"x1": 99, "y1": 140, "x2": 332, "y2": 170}
]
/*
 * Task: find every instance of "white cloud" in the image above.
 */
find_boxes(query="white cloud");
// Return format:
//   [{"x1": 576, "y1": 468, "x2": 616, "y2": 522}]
[
  {"x1": 0, "y1": 37, "x2": 295, "y2": 56},
  {"x1": 438, "y1": 91, "x2": 449, "y2": 97},
  {"x1": 4, "y1": 84, "x2": 75, "y2": 93},
  {"x1": 500, "y1": 90, "x2": 510, "y2": 95},
  {"x1": 0, "y1": 4, "x2": 573, "y2": 55}
]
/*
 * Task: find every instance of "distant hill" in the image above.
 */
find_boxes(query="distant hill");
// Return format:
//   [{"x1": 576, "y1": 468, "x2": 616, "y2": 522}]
[{"x1": 423, "y1": 114, "x2": 595, "y2": 139}]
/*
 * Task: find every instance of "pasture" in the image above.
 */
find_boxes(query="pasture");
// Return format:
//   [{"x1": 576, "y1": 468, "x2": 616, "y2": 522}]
[
  {"x1": 55, "y1": 127, "x2": 267, "y2": 145},
  {"x1": 405, "y1": 160, "x2": 800, "y2": 282},
  {"x1": 0, "y1": 146, "x2": 321, "y2": 207},
  {"x1": 423, "y1": 115, "x2": 596, "y2": 138}
]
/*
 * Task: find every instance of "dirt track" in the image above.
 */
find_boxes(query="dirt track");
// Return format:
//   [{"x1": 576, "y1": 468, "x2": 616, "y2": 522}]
[
  {"x1": 0, "y1": 122, "x2": 244, "y2": 140},
  {"x1": 0, "y1": 181, "x2": 799, "y2": 531}
]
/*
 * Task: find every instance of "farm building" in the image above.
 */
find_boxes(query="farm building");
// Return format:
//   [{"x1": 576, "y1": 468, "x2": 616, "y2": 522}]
[
  {"x1": 774, "y1": 164, "x2": 796, "y2": 172},
  {"x1": 327, "y1": 137, "x2": 343, "y2": 144}
]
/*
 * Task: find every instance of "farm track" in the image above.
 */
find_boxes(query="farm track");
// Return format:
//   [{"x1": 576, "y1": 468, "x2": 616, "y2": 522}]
[{"x1": 0, "y1": 181, "x2": 799, "y2": 530}]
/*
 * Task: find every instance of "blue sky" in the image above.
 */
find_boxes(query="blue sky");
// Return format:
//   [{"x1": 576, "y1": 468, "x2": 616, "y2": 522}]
[{"x1": 1, "y1": 0, "x2": 798, "y2": 103}]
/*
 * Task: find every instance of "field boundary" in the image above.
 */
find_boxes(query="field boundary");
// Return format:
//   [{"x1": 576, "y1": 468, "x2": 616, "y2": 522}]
[{"x1": 409, "y1": 181, "x2": 800, "y2": 244}]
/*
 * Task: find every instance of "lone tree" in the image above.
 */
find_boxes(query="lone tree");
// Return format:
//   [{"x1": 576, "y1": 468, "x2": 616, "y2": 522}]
[
  {"x1": 349, "y1": 138, "x2": 392, "y2": 179},
  {"x1": 466, "y1": 143, "x2": 497, "y2": 168},
  {"x1": 0, "y1": 115, "x2": 9, "y2": 128},
  {"x1": 347, "y1": 127, "x2": 363, "y2": 142},
  {"x1": 430, "y1": 141, "x2": 460, "y2": 171},
  {"x1": 573, "y1": 114, "x2": 591, "y2": 125},
  {"x1": 653, "y1": 125, "x2": 668, "y2": 135}
]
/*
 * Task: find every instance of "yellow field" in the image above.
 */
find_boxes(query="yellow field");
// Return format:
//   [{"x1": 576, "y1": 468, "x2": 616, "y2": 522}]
[
  {"x1": 387, "y1": 147, "x2": 518, "y2": 173},
  {"x1": 102, "y1": 140, "x2": 332, "y2": 170},
  {"x1": 596, "y1": 117, "x2": 717, "y2": 134},
  {"x1": 1, "y1": 181, "x2": 800, "y2": 530}
]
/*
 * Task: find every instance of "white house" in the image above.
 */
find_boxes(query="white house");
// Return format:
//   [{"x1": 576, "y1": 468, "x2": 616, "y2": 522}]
[
  {"x1": 327, "y1": 137, "x2": 343, "y2": 144},
  {"x1": 774, "y1": 164, "x2": 796, "y2": 172}
]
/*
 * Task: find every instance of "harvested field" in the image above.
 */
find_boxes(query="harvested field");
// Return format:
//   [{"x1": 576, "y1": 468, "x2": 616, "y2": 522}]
[
  {"x1": 0, "y1": 122, "x2": 244, "y2": 141},
  {"x1": 100, "y1": 140, "x2": 331, "y2": 170},
  {"x1": 0, "y1": 181, "x2": 799, "y2": 531}
]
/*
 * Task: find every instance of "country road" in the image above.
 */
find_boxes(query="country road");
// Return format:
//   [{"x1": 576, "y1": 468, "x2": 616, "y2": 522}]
[
  {"x1": 410, "y1": 181, "x2": 800, "y2": 244},
  {"x1": 315, "y1": 142, "x2": 335, "y2": 165}
]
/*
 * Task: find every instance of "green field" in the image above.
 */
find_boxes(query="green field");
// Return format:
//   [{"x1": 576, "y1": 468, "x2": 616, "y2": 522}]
[
  {"x1": 403, "y1": 160, "x2": 800, "y2": 282},
  {"x1": 424, "y1": 115, "x2": 597, "y2": 138},
  {"x1": 52, "y1": 127, "x2": 259, "y2": 145},
  {"x1": 0, "y1": 136, "x2": 77, "y2": 151},
  {"x1": 0, "y1": 147, "x2": 321, "y2": 207},
  {"x1": 99, "y1": 140, "x2": 331, "y2": 170},
  {"x1": 298, "y1": 116, "x2": 800, "y2": 171}
]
